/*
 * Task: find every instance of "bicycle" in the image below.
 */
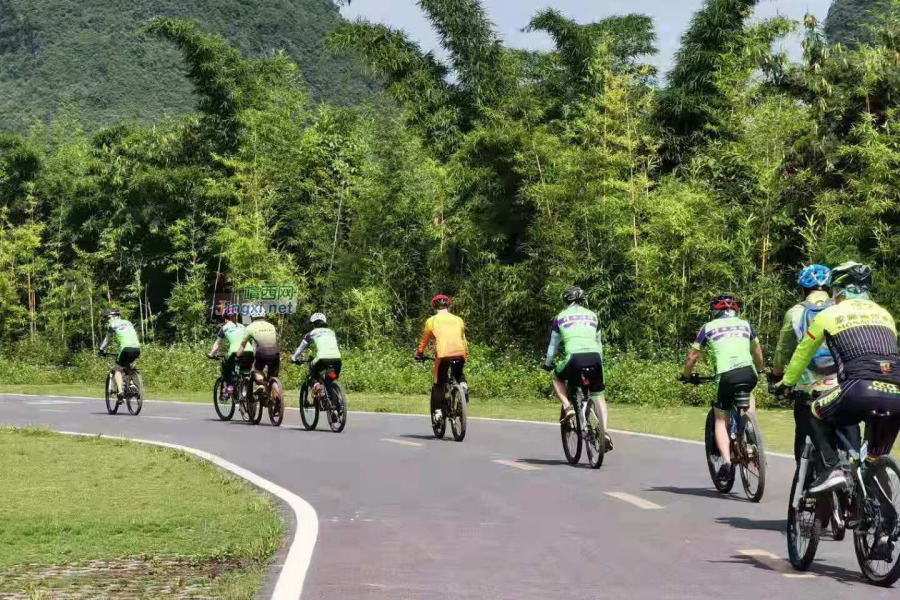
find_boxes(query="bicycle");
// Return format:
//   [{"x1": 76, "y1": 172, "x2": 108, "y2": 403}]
[
  {"x1": 295, "y1": 358, "x2": 348, "y2": 433},
  {"x1": 240, "y1": 359, "x2": 284, "y2": 427},
  {"x1": 418, "y1": 356, "x2": 467, "y2": 442},
  {"x1": 787, "y1": 401, "x2": 900, "y2": 585},
  {"x1": 208, "y1": 355, "x2": 255, "y2": 422},
  {"x1": 99, "y1": 352, "x2": 143, "y2": 416},
  {"x1": 687, "y1": 374, "x2": 767, "y2": 501},
  {"x1": 557, "y1": 362, "x2": 606, "y2": 469}
]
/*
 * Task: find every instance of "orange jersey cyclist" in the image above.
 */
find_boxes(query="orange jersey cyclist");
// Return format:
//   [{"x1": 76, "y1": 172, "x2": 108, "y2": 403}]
[{"x1": 416, "y1": 295, "x2": 469, "y2": 424}]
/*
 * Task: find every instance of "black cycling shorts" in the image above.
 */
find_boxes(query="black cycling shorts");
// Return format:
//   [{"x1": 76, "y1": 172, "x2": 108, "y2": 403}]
[
  {"x1": 557, "y1": 353, "x2": 604, "y2": 392},
  {"x1": 254, "y1": 353, "x2": 280, "y2": 379},
  {"x1": 813, "y1": 379, "x2": 900, "y2": 457},
  {"x1": 435, "y1": 357, "x2": 466, "y2": 387},
  {"x1": 714, "y1": 366, "x2": 757, "y2": 411},
  {"x1": 116, "y1": 347, "x2": 141, "y2": 370},
  {"x1": 311, "y1": 358, "x2": 342, "y2": 381}
]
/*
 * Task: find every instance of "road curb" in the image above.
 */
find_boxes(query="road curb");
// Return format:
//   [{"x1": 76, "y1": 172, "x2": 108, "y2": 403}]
[{"x1": 56, "y1": 430, "x2": 318, "y2": 600}]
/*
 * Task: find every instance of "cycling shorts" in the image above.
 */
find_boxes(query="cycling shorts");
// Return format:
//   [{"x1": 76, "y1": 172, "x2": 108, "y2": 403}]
[
  {"x1": 714, "y1": 366, "x2": 757, "y2": 411},
  {"x1": 311, "y1": 358, "x2": 342, "y2": 381},
  {"x1": 116, "y1": 347, "x2": 141, "y2": 370},
  {"x1": 813, "y1": 379, "x2": 900, "y2": 457},
  {"x1": 555, "y1": 353, "x2": 604, "y2": 392},
  {"x1": 254, "y1": 352, "x2": 280, "y2": 379},
  {"x1": 434, "y1": 356, "x2": 465, "y2": 386}
]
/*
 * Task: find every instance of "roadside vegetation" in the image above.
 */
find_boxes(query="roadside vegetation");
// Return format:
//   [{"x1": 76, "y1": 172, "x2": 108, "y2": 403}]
[{"x1": 0, "y1": 427, "x2": 284, "y2": 599}]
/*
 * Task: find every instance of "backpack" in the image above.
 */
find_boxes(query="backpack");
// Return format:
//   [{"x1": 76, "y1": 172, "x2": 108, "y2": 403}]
[{"x1": 793, "y1": 299, "x2": 836, "y2": 374}]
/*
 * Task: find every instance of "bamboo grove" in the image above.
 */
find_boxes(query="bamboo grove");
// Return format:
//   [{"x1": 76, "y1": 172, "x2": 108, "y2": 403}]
[{"x1": 3, "y1": 0, "x2": 900, "y2": 363}]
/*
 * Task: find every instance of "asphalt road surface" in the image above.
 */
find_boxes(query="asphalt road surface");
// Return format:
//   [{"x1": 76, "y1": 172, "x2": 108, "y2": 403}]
[{"x1": 1, "y1": 393, "x2": 897, "y2": 599}]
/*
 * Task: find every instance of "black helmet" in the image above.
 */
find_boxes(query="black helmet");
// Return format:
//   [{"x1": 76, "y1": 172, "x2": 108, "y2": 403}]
[
  {"x1": 102, "y1": 308, "x2": 121, "y2": 320},
  {"x1": 562, "y1": 286, "x2": 586, "y2": 305},
  {"x1": 832, "y1": 261, "x2": 873, "y2": 296}
]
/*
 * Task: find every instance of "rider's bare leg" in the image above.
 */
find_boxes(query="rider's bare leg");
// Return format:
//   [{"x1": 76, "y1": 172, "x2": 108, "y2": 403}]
[
  {"x1": 714, "y1": 409, "x2": 732, "y2": 463},
  {"x1": 553, "y1": 378, "x2": 572, "y2": 413},
  {"x1": 591, "y1": 392, "x2": 608, "y2": 429},
  {"x1": 113, "y1": 368, "x2": 124, "y2": 396},
  {"x1": 748, "y1": 393, "x2": 757, "y2": 416}
]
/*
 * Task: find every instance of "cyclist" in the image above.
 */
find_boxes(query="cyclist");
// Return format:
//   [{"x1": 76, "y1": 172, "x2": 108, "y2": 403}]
[
  {"x1": 776, "y1": 262, "x2": 900, "y2": 496},
  {"x1": 291, "y1": 313, "x2": 342, "y2": 385},
  {"x1": 415, "y1": 294, "x2": 468, "y2": 426},
  {"x1": 208, "y1": 308, "x2": 254, "y2": 392},
  {"x1": 541, "y1": 286, "x2": 612, "y2": 451},
  {"x1": 682, "y1": 294, "x2": 766, "y2": 482},
  {"x1": 97, "y1": 308, "x2": 141, "y2": 401},
  {"x1": 237, "y1": 305, "x2": 280, "y2": 393},
  {"x1": 771, "y1": 264, "x2": 858, "y2": 463}
]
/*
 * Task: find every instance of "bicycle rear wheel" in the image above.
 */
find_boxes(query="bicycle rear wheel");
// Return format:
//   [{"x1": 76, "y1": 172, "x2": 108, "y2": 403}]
[
  {"x1": 739, "y1": 412, "x2": 766, "y2": 502},
  {"x1": 787, "y1": 466, "x2": 822, "y2": 570},
  {"x1": 213, "y1": 377, "x2": 235, "y2": 421},
  {"x1": 125, "y1": 372, "x2": 143, "y2": 416},
  {"x1": 855, "y1": 456, "x2": 900, "y2": 586},
  {"x1": 449, "y1": 385, "x2": 467, "y2": 442},
  {"x1": 268, "y1": 378, "x2": 284, "y2": 427},
  {"x1": 705, "y1": 409, "x2": 734, "y2": 493},
  {"x1": 104, "y1": 372, "x2": 119, "y2": 415},
  {"x1": 561, "y1": 401, "x2": 582, "y2": 465},
  {"x1": 299, "y1": 383, "x2": 319, "y2": 430},
  {"x1": 584, "y1": 394, "x2": 605, "y2": 469},
  {"x1": 327, "y1": 383, "x2": 348, "y2": 433}
]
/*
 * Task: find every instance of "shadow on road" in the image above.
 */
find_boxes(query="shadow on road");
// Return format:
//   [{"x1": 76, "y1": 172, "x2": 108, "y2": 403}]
[
  {"x1": 516, "y1": 458, "x2": 581, "y2": 468},
  {"x1": 715, "y1": 516, "x2": 785, "y2": 533},
  {"x1": 399, "y1": 434, "x2": 446, "y2": 442},
  {"x1": 713, "y1": 553, "x2": 864, "y2": 586},
  {"x1": 646, "y1": 486, "x2": 750, "y2": 502}
]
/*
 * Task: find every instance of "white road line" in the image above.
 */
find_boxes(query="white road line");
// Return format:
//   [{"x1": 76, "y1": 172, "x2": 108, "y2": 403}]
[
  {"x1": 57, "y1": 431, "x2": 318, "y2": 600},
  {"x1": 492, "y1": 459, "x2": 541, "y2": 471},
  {"x1": 739, "y1": 549, "x2": 816, "y2": 578},
  {"x1": 380, "y1": 438, "x2": 422, "y2": 447},
  {"x1": 39, "y1": 409, "x2": 68, "y2": 413},
  {"x1": 26, "y1": 399, "x2": 84, "y2": 405},
  {"x1": 605, "y1": 492, "x2": 664, "y2": 510},
  {"x1": 144, "y1": 416, "x2": 186, "y2": 421}
]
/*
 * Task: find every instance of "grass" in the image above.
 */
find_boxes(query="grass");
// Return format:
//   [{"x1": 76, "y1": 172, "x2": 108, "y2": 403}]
[
  {"x1": 0, "y1": 383, "x2": 798, "y2": 455},
  {"x1": 0, "y1": 427, "x2": 283, "y2": 599}
]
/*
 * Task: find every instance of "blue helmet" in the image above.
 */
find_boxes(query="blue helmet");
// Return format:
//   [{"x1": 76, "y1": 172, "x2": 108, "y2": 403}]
[{"x1": 797, "y1": 264, "x2": 831, "y2": 290}]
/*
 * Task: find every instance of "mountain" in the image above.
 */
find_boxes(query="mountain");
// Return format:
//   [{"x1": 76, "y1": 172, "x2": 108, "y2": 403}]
[
  {"x1": 824, "y1": 0, "x2": 891, "y2": 46},
  {"x1": 0, "y1": 0, "x2": 376, "y2": 132}
]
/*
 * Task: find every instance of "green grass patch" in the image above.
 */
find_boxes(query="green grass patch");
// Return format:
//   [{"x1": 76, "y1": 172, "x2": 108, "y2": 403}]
[{"x1": 0, "y1": 427, "x2": 283, "y2": 599}]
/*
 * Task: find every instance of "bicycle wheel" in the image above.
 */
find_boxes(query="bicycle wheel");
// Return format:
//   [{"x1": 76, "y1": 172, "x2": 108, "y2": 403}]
[
  {"x1": 125, "y1": 372, "x2": 143, "y2": 416},
  {"x1": 267, "y1": 378, "x2": 284, "y2": 427},
  {"x1": 739, "y1": 412, "x2": 766, "y2": 502},
  {"x1": 854, "y1": 456, "x2": 900, "y2": 586},
  {"x1": 787, "y1": 467, "x2": 822, "y2": 570},
  {"x1": 326, "y1": 383, "x2": 348, "y2": 433},
  {"x1": 449, "y1": 385, "x2": 467, "y2": 442},
  {"x1": 213, "y1": 377, "x2": 236, "y2": 421},
  {"x1": 104, "y1": 371, "x2": 119, "y2": 415},
  {"x1": 561, "y1": 401, "x2": 582, "y2": 465},
  {"x1": 585, "y1": 394, "x2": 606, "y2": 469},
  {"x1": 705, "y1": 409, "x2": 735, "y2": 493},
  {"x1": 299, "y1": 382, "x2": 319, "y2": 430}
]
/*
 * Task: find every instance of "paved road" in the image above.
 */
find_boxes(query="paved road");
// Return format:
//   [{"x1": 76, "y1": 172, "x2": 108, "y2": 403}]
[{"x1": 1, "y1": 394, "x2": 896, "y2": 599}]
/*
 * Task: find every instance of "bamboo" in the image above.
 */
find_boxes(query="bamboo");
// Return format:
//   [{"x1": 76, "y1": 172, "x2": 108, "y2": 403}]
[{"x1": 89, "y1": 292, "x2": 96, "y2": 350}]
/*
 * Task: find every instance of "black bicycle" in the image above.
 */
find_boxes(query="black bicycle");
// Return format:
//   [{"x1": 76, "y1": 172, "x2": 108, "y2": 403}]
[
  {"x1": 788, "y1": 402, "x2": 900, "y2": 585},
  {"x1": 419, "y1": 356, "x2": 467, "y2": 442},
  {"x1": 100, "y1": 352, "x2": 143, "y2": 416},
  {"x1": 687, "y1": 375, "x2": 766, "y2": 501},
  {"x1": 208, "y1": 355, "x2": 255, "y2": 422},
  {"x1": 559, "y1": 363, "x2": 606, "y2": 469},
  {"x1": 296, "y1": 358, "x2": 347, "y2": 433},
  {"x1": 240, "y1": 360, "x2": 283, "y2": 427}
]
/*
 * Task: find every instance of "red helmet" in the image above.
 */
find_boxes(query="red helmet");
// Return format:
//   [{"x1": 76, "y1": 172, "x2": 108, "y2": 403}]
[
  {"x1": 432, "y1": 294, "x2": 451, "y2": 309},
  {"x1": 710, "y1": 294, "x2": 739, "y2": 313}
]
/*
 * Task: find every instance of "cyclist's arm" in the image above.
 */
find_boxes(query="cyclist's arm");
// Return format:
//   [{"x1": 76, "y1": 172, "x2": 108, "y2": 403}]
[
  {"x1": 772, "y1": 309, "x2": 797, "y2": 376},
  {"x1": 544, "y1": 330, "x2": 561, "y2": 368},
  {"x1": 683, "y1": 327, "x2": 706, "y2": 378},
  {"x1": 99, "y1": 328, "x2": 113, "y2": 352},
  {"x1": 596, "y1": 328, "x2": 603, "y2": 361},
  {"x1": 783, "y1": 316, "x2": 827, "y2": 387},
  {"x1": 416, "y1": 319, "x2": 434, "y2": 355},
  {"x1": 237, "y1": 327, "x2": 253, "y2": 357},
  {"x1": 291, "y1": 335, "x2": 311, "y2": 362},
  {"x1": 210, "y1": 338, "x2": 222, "y2": 355},
  {"x1": 752, "y1": 340, "x2": 765, "y2": 372},
  {"x1": 461, "y1": 321, "x2": 469, "y2": 359}
]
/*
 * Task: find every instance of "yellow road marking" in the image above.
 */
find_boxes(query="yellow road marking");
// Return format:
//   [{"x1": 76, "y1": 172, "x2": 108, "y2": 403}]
[
  {"x1": 492, "y1": 459, "x2": 541, "y2": 471},
  {"x1": 605, "y1": 492, "x2": 664, "y2": 510},
  {"x1": 739, "y1": 549, "x2": 816, "y2": 578}
]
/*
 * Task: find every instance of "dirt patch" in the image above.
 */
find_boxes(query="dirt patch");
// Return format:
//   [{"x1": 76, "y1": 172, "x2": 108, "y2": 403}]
[{"x1": 0, "y1": 557, "x2": 249, "y2": 599}]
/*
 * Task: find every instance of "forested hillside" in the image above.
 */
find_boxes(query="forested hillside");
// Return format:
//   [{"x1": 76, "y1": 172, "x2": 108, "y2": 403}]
[
  {"x1": 0, "y1": 0, "x2": 376, "y2": 132},
  {"x1": 824, "y1": 0, "x2": 891, "y2": 44},
  {"x1": 3, "y1": 0, "x2": 900, "y2": 392}
]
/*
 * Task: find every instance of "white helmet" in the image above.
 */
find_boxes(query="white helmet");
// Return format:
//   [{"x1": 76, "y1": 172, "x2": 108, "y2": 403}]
[
  {"x1": 310, "y1": 312, "x2": 327, "y2": 325},
  {"x1": 247, "y1": 304, "x2": 267, "y2": 319}
]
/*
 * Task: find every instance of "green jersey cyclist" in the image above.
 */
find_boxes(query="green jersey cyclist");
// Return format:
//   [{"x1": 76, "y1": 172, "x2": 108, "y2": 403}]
[
  {"x1": 237, "y1": 305, "x2": 280, "y2": 394},
  {"x1": 208, "y1": 309, "x2": 254, "y2": 394},
  {"x1": 542, "y1": 286, "x2": 612, "y2": 451},
  {"x1": 97, "y1": 308, "x2": 141, "y2": 401},
  {"x1": 291, "y1": 312, "x2": 342, "y2": 385},
  {"x1": 682, "y1": 295, "x2": 766, "y2": 482}
]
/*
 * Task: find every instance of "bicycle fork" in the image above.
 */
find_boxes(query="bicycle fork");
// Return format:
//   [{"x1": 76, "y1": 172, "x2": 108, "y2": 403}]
[{"x1": 793, "y1": 438, "x2": 812, "y2": 511}]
